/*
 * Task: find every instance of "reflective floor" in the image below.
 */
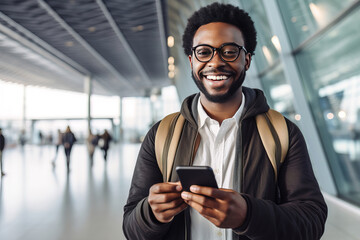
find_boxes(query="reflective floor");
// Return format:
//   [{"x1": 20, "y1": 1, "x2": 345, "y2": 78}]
[
  {"x1": 0, "y1": 144, "x2": 359, "y2": 240},
  {"x1": 0, "y1": 143, "x2": 138, "y2": 240}
]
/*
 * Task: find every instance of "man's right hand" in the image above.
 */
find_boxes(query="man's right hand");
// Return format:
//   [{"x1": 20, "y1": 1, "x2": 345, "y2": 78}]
[{"x1": 148, "y1": 181, "x2": 187, "y2": 223}]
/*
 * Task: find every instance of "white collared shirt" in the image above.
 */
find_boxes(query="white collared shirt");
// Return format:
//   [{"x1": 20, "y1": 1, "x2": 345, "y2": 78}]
[{"x1": 190, "y1": 93, "x2": 245, "y2": 240}]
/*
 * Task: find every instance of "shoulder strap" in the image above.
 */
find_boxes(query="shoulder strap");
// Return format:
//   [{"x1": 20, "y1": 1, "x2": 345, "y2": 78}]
[
  {"x1": 255, "y1": 109, "x2": 289, "y2": 180},
  {"x1": 155, "y1": 112, "x2": 185, "y2": 182}
]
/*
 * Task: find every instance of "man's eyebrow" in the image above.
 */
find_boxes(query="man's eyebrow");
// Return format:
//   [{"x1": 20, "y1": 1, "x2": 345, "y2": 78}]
[{"x1": 193, "y1": 42, "x2": 240, "y2": 47}]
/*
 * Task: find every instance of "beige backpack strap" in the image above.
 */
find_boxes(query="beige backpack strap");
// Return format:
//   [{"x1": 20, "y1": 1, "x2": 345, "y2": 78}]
[
  {"x1": 155, "y1": 112, "x2": 185, "y2": 182},
  {"x1": 256, "y1": 109, "x2": 289, "y2": 180},
  {"x1": 166, "y1": 114, "x2": 185, "y2": 181},
  {"x1": 267, "y1": 109, "x2": 289, "y2": 164}
]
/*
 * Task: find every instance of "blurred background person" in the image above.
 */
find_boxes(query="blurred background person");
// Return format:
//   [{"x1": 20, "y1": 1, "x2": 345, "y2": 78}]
[
  {"x1": 0, "y1": 128, "x2": 5, "y2": 176},
  {"x1": 86, "y1": 129, "x2": 98, "y2": 167},
  {"x1": 52, "y1": 129, "x2": 63, "y2": 168},
  {"x1": 99, "y1": 130, "x2": 112, "y2": 162},
  {"x1": 19, "y1": 129, "x2": 26, "y2": 148},
  {"x1": 38, "y1": 130, "x2": 43, "y2": 145},
  {"x1": 62, "y1": 126, "x2": 76, "y2": 173}
]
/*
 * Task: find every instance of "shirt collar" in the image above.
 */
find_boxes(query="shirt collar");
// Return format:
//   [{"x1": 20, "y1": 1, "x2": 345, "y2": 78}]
[{"x1": 197, "y1": 92, "x2": 246, "y2": 129}]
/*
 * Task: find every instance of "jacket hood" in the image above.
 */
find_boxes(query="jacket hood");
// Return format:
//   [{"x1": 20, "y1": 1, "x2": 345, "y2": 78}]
[{"x1": 180, "y1": 87, "x2": 269, "y2": 127}]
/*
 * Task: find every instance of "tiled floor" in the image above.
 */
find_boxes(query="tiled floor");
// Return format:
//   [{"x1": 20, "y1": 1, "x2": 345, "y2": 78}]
[{"x1": 0, "y1": 144, "x2": 359, "y2": 240}]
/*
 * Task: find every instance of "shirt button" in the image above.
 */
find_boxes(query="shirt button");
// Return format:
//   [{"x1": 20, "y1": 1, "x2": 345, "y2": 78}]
[{"x1": 217, "y1": 230, "x2": 222, "y2": 237}]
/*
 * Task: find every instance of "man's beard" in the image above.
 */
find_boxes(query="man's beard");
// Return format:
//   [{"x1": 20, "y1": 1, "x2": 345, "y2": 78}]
[{"x1": 191, "y1": 69, "x2": 246, "y2": 103}]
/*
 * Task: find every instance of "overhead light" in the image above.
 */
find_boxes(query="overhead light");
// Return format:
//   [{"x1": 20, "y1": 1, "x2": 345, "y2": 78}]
[
  {"x1": 262, "y1": 46, "x2": 273, "y2": 64},
  {"x1": 309, "y1": 3, "x2": 327, "y2": 27},
  {"x1": 168, "y1": 56, "x2": 174, "y2": 64},
  {"x1": 168, "y1": 72, "x2": 175, "y2": 79},
  {"x1": 65, "y1": 41, "x2": 74, "y2": 47},
  {"x1": 338, "y1": 110, "x2": 347, "y2": 119},
  {"x1": 327, "y1": 112, "x2": 334, "y2": 120},
  {"x1": 167, "y1": 36, "x2": 174, "y2": 48},
  {"x1": 271, "y1": 35, "x2": 281, "y2": 53},
  {"x1": 168, "y1": 65, "x2": 175, "y2": 71},
  {"x1": 132, "y1": 25, "x2": 144, "y2": 32},
  {"x1": 88, "y1": 26, "x2": 96, "y2": 32},
  {"x1": 302, "y1": 25, "x2": 309, "y2": 32}
]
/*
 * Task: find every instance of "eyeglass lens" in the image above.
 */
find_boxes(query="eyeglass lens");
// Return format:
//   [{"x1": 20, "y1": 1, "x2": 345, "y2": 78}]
[{"x1": 194, "y1": 45, "x2": 240, "y2": 62}]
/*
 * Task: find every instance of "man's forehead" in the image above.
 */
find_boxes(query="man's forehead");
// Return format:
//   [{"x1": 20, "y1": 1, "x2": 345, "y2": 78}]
[{"x1": 193, "y1": 22, "x2": 244, "y2": 46}]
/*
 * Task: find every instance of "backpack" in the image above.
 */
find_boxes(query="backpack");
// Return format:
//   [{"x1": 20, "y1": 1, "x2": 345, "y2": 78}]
[{"x1": 155, "y1": 109, "x2": 289, "y2": 182}]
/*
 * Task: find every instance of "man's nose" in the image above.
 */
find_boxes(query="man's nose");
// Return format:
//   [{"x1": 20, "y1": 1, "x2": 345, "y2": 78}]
[{"x1": 207, "y1": 51, "x2": 226, "y2": 67}]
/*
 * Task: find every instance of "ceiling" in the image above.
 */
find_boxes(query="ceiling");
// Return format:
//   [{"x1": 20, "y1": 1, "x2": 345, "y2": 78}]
[{"x1": 0, "y1": 0, "x2": 170, "y2": 97}]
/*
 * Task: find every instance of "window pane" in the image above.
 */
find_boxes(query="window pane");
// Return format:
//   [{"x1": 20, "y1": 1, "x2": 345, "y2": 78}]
[
  {"x1": 242, "y1": 0, "x2": 280, "y2": 72},
  {"x1": 278, "y1": 0, "x2": 357, "y2": 48},
  {"x1": 296, "y1": 7, "x2": 360, "y2": 204},
  {"x1": 260, "y1": 64, "x2": 297, "y2": 122}
]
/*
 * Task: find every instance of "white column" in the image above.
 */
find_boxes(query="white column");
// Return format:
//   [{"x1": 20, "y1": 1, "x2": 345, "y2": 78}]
[
  {"x1": 22, "y1": 85, "x2": 26, "y2": 130},
  {"x1": 119, "y1": 96, "x2": 123, "y2": 141},
  {"x1": 84, "y1": 75, "x2": 92, "y2": 132}
]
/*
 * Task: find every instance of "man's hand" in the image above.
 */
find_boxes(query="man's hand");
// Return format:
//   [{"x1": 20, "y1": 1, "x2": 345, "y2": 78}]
[
  {"x1": 148, "y1": 182, "x2": 187, "y2": 223},
  {"x1": 181, "y1": 186, "x2": 247, "y2": 229}
]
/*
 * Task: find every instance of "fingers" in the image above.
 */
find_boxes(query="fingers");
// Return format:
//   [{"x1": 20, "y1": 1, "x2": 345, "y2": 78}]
[
  {"x1": 150, "y1": 197, "x2": 184, "y2": 212},
  {"x1": 149, "y1": 192, "x2": 182, "y2": 204},
  {"x1": 149, "y1": 182, "x2": 182, "y2": 194},
  {"x1": 188, "y1": 185, "x2": 230, "y2": 200},
  {"x1": 181, "y1": 187, "x2": 248, "y2": 228},
  {"x1": 148, "y1": 182, "x2": 183, "y2": 206},
  {"x1": 182, "y1": 193, "x2": 221, "y2": 219},
  {"x1": 148, "y1": 182, "x2": 186, "y2": 223},
  {"x1": 152, "y1": 202, "x2": 188, "y2": 223}
]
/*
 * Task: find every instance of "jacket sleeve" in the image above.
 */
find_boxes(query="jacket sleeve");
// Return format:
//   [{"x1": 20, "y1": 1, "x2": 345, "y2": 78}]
[
  {"x1": 123, "y1": 122, "x2": 172, "y2": 240},
  {"x1": 234, "y1": 120, "x2": 327, "y2": 240}
]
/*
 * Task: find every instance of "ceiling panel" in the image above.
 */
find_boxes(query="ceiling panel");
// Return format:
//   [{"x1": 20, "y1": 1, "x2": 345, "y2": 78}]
[{"x1": 0, "y1": 0, "x2": 170, "y2": 96}]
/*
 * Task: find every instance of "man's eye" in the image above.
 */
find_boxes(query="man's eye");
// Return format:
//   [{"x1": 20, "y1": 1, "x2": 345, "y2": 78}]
[
  {"x1": 197, "y1": 49, "x2": 212, "y2": 56},
  {"x1": 223, "y1": 50, "x2": 237, "y2": 56}
]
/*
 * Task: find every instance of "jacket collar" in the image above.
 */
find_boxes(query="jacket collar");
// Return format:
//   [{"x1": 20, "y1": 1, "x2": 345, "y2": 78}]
[{"x1": 180, "y1": 87, "x2": 270, "y2": 127}]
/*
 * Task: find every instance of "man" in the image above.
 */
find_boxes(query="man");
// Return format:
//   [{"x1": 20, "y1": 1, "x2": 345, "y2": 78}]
[
  {"x1": 123, "y1": 3, "x2": 327, "y2": 240},
  {"x1": 99, "y1": 129, "x2": 112, "y2": 162},
  {"x1": 62, "y1": 126, "x2": 76, "y2": 172},
  {"x1": 0, "y1": 128, "x2": 5, "y2": 176}
]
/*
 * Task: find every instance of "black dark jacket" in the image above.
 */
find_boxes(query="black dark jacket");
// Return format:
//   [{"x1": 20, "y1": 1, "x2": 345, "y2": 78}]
[
  {"x1": 0, "y1": 134, "x2": 5, "y2": 151},
  {"x1": 123, "y1": 87, "x2": 327, "y2": 240}
]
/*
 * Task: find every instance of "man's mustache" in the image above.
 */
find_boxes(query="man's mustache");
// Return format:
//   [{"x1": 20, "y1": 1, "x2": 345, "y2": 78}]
[{"x1": 200, "y1": 68, "x2": 236, "y2": 76}]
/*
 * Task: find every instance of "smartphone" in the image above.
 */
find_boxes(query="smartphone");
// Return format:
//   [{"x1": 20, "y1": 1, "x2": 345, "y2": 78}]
[{"x1": 176, "y1": 166, "x2": 218, "y2": 192}]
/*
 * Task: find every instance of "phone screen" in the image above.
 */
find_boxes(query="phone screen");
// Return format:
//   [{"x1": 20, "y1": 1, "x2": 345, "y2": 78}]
[{"x1": 176, "y1": 166, "x2": 218, "y2": 192}]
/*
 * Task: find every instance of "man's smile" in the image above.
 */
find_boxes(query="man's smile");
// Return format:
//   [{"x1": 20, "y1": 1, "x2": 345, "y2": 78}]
[{"x1": 205, "y1": 75, "x2": 229, "y2": 81}]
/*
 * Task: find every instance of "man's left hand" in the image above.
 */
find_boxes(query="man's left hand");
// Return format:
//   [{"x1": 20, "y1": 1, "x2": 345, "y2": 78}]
[{"x1": 180, "y1": 186, "x2": 247, "y2": 229}]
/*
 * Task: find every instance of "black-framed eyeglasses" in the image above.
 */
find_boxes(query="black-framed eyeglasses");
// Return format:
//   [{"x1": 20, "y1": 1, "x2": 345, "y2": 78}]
[{"x1": 191, "y1": 43, "x2": 248, "y2": 63}]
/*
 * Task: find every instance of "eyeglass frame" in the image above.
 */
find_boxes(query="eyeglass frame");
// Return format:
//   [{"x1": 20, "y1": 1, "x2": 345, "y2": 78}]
[{"x1": 191, "y1": 42, "x2": 248, "y2": 63}]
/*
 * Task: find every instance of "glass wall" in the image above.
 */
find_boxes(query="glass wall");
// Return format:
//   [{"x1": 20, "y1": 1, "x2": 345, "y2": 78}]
[
  {"x1": 277, "y1": 0, "x2": 357, "y2": 47},
  {"x1": 263, "y1": 0, "x2": 360, "y2": 204},
  {"x1": 294, "y1": 6, "x2": 360, "y2": 203},
  {"x1": 242, "y1": 0, "x2": 297, "y2": 121}
]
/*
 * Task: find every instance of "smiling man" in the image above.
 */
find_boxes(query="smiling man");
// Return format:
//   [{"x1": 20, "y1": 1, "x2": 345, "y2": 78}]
[{"x1": 123, "y1": 3, "x2": 327, "y2": 240}]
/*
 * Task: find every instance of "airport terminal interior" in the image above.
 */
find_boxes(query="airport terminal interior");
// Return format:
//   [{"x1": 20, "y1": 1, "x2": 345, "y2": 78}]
[{"x1": 0, "y1": 0, "x2": 360, "y2": 239}]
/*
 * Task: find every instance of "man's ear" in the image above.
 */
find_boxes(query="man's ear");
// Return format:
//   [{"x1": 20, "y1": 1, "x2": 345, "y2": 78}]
[
  {"x1": 188, "y1": 55, "x2": 192, "y2": 68},
  {"x1": 245, "y1": 54, "x2": 251, "y2": 71}
]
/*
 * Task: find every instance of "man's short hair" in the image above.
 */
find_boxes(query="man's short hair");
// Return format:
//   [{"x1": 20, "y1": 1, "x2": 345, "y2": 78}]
[{"x1": 182, "y1": 2, "x2": 257, "y2": 56}]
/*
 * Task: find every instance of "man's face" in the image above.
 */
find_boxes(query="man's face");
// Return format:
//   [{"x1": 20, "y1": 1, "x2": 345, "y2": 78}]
[{"x1": 189, "y1": 22, "x2": 251, "y2": 103}]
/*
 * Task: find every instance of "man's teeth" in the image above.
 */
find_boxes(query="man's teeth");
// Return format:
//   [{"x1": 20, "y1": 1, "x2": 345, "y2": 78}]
[{"x1": 206, "y1": 75, "x2": 228, "y2": 80}]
